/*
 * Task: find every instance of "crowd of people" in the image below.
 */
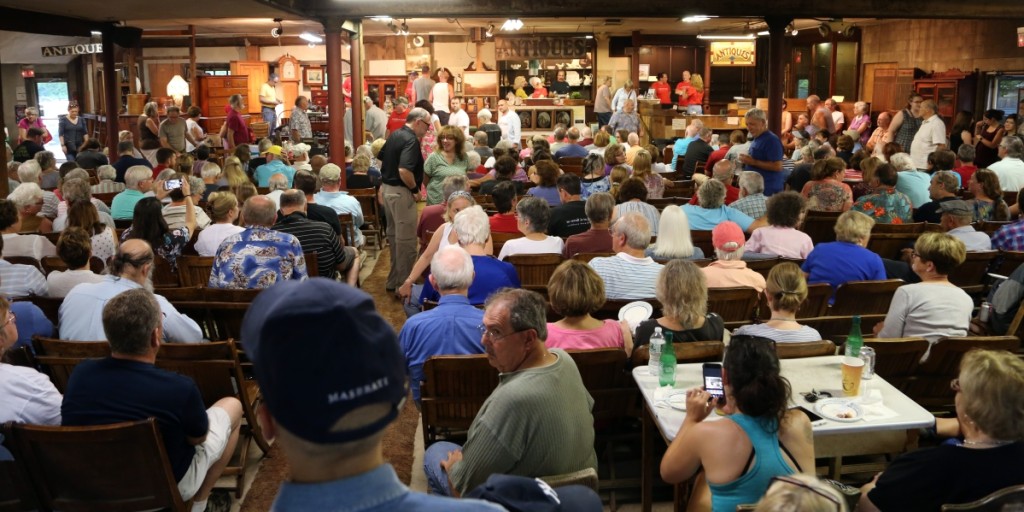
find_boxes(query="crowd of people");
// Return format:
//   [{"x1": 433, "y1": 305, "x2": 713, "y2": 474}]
[{"x1": 2, "y1": 88, "x2": 1024, "y2": 512}]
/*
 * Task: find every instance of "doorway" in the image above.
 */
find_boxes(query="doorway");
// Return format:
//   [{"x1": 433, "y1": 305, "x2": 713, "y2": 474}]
[{"x1": 34, "y1": 78, "x2": 70, "y2": 160}]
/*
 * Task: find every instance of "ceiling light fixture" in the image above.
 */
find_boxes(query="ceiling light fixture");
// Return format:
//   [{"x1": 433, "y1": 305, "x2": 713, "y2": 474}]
[
  {"x1": 696, "y1": 34, "x2": 757, "y2": 40},
  {"x1": 756, "y1": 30, "x2": 769, "y2": 36},
  {"x1": 585, "y1": 35, "x2": 594, "y2": 39},
  {"x1": 501, "y1": 18, "x2": 523, "y2": 31},
  {"x1": 485, "y1": 24, "x2": 495, "y2": 37},
  {"x1": 400, "y1": 20, "x2": 409, "y2": 36},
  {"x1": 412, "y1": 35, "x2": 425, "y2": 47},
  {"x1": 681, "y1": 15, "x2": 714, "y2": 23},
  {"x1": 299, "y1": 32, "x2": 323, "y2": 43},
  {"x1": 369, "y1": 16, "x2": 392, "y2": 22},
  {"x1": 270, "y1": 18, "x2": 284, "y2": 38}
]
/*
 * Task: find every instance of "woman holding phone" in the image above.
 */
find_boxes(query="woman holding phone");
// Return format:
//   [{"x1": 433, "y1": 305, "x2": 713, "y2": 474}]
[{"x1": 660, "y1": 334, "x2": 816, "y2": 512}]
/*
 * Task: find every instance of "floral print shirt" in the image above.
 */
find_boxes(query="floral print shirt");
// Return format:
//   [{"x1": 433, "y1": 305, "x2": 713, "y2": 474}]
[
  {"x1": 208, "y1": 226, "x2": 308, "y2": 289},
  {"x1": 802, "y1": 179, "x2": 852, "y2": 212},
  {"x1": 580, "y1": 175, "x2": 610, "y2": 200},
  {"x1": 121, "y1": 226, "x2": 190, "y2": 271},
  {"x1": 851, "y1": 188, "x2": 913, "y2": 224}
]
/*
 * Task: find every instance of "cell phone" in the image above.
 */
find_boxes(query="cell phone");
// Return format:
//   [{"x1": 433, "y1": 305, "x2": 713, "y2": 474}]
[
  {"x1": 702, "y1": 363, "x2": 727, "y2": 406},
  {"x1": 797, "y1": 406, "x2": 827, "y2": 426},
  {"x1": 164, "y1": 179, "x2": 182, "y2": 191}
]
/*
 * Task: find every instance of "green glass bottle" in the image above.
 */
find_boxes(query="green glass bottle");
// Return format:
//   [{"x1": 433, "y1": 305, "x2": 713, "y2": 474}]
[
  {"x1": 659, "y1": 331, "x2": 677, "y2": 387},
  {"x1": 846, "y1": 315, "x2": 863, "y2": 358}
]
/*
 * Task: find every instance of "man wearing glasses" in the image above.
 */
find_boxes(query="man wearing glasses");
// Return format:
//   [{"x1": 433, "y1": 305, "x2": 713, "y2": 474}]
[
  {"x1": 422, "y1": 288, "x2": 597, "y2": 497},
  {"x1": 380, "y1": 108, "x2": 430, "y2": 293}
]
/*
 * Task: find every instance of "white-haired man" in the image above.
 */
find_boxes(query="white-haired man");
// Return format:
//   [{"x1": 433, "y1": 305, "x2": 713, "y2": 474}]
[
  {"x1": 264, "y1": 173, "x2": 290, "y2": 210},
  {"x1": 16, "y1": 159, "x2": 59, "y2": 219},
  {"x1": 730, "y1": 171, "x2": 768, "y2": 219},
  {"x1": 739, "y1": 107, "x2": 786, "y2": 196},
  {"x1": 110, "y1": 165, "x2": 155, "y2": 220},
  {"x1": 588, "y1": 212, "x2": 664, "y2": 300},
  {"x1": 701, "y1": 221, "x2": 766, "y2": 292},
  {"x1": 909, "y1": 100, "x2": 948, "y2": 170},
  {"x1": 92, "y1": 165, "x2": 126, "y2": 194}
]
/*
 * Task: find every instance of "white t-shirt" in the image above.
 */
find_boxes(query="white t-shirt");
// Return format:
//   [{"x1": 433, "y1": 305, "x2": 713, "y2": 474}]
[
  {"x1": 1, "y1": 233, "x2": 56, "y2": 260},
  {"x1": 431, "y1": 82, "x2": 451, "y2": 113},
  {"x1": 0, "y1": 363, "x2": 62, "y2": 425},
  {"x1": 497, "y1": 236, "x2": 564, "y2": 260},
  {"x1": 195, "y1": 223, "x2": 245, "y2": 257},
  {"x1": 46, "y1": 269, "x2": 106, "y2": 298},
  {"x1": 910, "y1": 115, "x2": 948, "y2": 169},
  {"x1": 448, "y1": 110, "x2": 470, "y2": 137},
  {"x1": 831, "y1": 110, "x2": 845, "y2": 129},
  {"x1": 185, "y1": 118, "x2": 204, "y2": 152}
]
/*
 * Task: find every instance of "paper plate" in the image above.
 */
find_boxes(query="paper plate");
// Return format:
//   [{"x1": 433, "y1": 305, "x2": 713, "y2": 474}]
[
  {"x1": 618, "y1": 301, "x2": 654, "y2": 324},
  {"x1": 815, "y1": 398, "x2": 864, "y2": 423},
  {"x1": 667, "y1": 393, "x2": 688, "y2": 411}
]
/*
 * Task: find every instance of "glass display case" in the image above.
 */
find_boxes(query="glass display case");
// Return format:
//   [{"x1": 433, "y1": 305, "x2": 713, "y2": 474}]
[{"x1": 497, "y1": 56, "x2": 595, "y2": 100}]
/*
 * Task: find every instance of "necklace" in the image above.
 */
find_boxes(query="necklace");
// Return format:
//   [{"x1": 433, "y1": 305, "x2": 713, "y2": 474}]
[{"x1": 962, "y1": 439, "x2": 1014, "y2": 448}]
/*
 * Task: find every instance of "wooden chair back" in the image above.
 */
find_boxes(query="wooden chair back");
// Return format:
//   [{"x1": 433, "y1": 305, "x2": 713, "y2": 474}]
[
  {"x1": 993, "y1": 250, "x2": 1024, "y2": 278},
  {"x1": 349, "y1": 188, "x2": 383, "y2": 253},
  {"x1": 830, "y1": 279, "x2": 904, "y2": 316},
  {"x1": 941, "y1": 484, "x2": 1024, "y2": 511},
  {"x1": 801, "y1": 314, "x2": 887, "y2": 345},
  {"x1": 92, "y1": 192, "x2": 118, "y2": 207},
  {"x1": 557, "y1": 157, "x2": 584, "y2": 176},
  {"x1": 491, "y1": 231, "x2": 524, "y2": 257},
  {"x1": 42, "y1": 232, "x2": 61, "y2": 245},
  {"x1": 863, "y1": 337, "x2": 929, "y2": 390},
  {"x1": 593, "y1": 298, "x2": 663, "y2": 321},
  {"x1": 156, "y1": 286, "x2": 206, "y2": 303},
  {"x1": 151, "y1": 254, "x2": 179, "y2": 288},
  {"x1": 905, "y1": 336, "x2": 1020, "y2": 410},
  {"x1": 691, "y1": 230, "x2": 714, "y2": 257},
  {"x1": 250, "y1": 122, "x2": 270, "y2": 140},
  {"x1": 2, "y1": 257, "x2": 43, "y2": 275},
  {"x1": 420, "y1": 355, "x2": 500, "y2": 445},
  {"x1": 571, "y1": 252, "x2": 614, "y2": 263},
  {"x1": 338, "y1": 213, "x2": 357, "y2": 248},
  {"x1": 744, "y1": 257, "x2": 782, "y2": 280},
  {"x1": 566, "y1": 348, "x2": 635, "y2": 423},
  {"x1": 31, "y1": 337, "x2": 110, "y2": 393},
  {"x1": 39, "y1": 256, "x2": 105, "y2": 276},
  {"x1": 14, "y1": 296, "x2": 63, "y2": 326},
  {"x1": 799, "y1": 283, "x2": 834, "y2": 318},
  {"x1": 1003, "y1": 190, "x2": 1019, "y2": 207},
  {"x1": 649, "y1": 197, "x2": 689, "y2": 210},
  {"x1": 977, "y1": 221, "x2": 1010, "y2": 237},
  {"x1": 665, "y1": 180, "x2": 696, "y2": 198},
  {"x1": 775, "y1": 340, "x2": 837, "y2": 359},
  {"x1": 303, "y1": 251, "x2": 319, "y2": 277},
  {"x1": 0, "y1": 452, "x2": 39, "y2": 511},
  {"x1": 707, "y1": 286, "x2": 760, "y2": 327},
  {"x1": 177, "y1": 255, "x2": 215, "y2": 287},
  {"x1": 800, "y1": 210, "x2": 842, "y2": 244},
  {"x1": 3, "y1": 419, "x2": 186, "y2": 511},
  {"x1": 866, "y1": 232, "x2": 920, "y2": 260},
  {"x1": 662, "y1": 146, "x2": 673, "y2": 165},
  {"x1": 629, "y1": 340, "x2": 725, "y2": 367},
  {"x1": 507, "y1": 253, "x2": 563, "y2": 292},
  {"x1": 948, "y1": 251, "x2": 998, "y2": 294}
]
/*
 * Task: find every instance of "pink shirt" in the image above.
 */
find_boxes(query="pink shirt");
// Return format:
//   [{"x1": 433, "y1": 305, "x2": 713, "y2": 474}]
[
  {"x1": 746, "y1": 226, "x2": 814, "y2": 259},
  {"x1": 702, "y1": 260, "x2": 767, "y2": 292},
  {"x1": 545, "y1": 320, "x2": 625, "y2": 350}
]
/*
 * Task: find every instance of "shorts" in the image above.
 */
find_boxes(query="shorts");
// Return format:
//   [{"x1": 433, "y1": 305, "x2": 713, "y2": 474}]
[
  {"x1": 177, "y1": 406, "x2": 232, "y2": 501},
  {"x1": 338, "y1": 246, "x2": 358, "y2": 273}
]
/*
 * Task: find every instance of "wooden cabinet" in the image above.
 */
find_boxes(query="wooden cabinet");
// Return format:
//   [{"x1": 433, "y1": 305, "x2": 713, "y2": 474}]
[
  {"x1": 914, "y1": 69, "x2": 977, "y2": 134},
  {"x1": 194, "y1": 76, "x2": 249, "y2": 134},
  {"x1": 230, "y1": 61, "x2": 270, "y2": 115},
  {"x1": 365, "y1": 76, "x2": 408, "y2": 110}
]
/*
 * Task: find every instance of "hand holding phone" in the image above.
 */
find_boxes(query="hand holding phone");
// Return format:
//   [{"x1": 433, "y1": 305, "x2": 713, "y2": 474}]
[
  {"x1": 702, "y1": 363, "x2": 727, "y2": 406},
  {"x1": 164, "y1": 179, "x2": 182, "y2": 191}
]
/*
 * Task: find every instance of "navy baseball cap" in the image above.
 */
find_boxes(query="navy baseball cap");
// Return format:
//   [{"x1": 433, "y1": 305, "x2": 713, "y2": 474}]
[
  {"x1": 465, "y1": 474, "x2": 603, "y2": 512},
  {"x1": 241, "y1": 278, "x2": 408, "y2": 444}
]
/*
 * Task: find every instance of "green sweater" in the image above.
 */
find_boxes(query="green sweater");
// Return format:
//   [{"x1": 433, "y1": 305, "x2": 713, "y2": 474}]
[{"x1": 449, "y1": 349, "x2": 598, "y2": 493}]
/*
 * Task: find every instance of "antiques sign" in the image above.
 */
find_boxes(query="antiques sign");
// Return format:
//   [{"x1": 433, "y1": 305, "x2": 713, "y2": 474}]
[
  {"x1": 41, "y1": 43, "x2": 103, "y2": 57},
  {"x1": 710, "y1": 41, "x2": 756, "y2": 66},
  {"x1": 495, "y1": 36, "x2": 591, "y2": 60}
]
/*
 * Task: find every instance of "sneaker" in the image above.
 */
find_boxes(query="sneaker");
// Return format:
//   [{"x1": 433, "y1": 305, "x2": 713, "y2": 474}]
[{"x1": 204, "y1": 490, "x2": 232, "y2": 512}]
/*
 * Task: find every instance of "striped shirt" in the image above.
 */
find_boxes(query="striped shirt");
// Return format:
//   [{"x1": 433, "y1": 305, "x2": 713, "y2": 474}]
[
  {"x1": 0, "y1": 260, "x2": 48, "y2": 297},
  {"x1": 91, "y1": 180, "x2": 125, "y2": 194},
  {"x1": 732, "y1": 323, "x2": 823, "y2": 343},
  {"x1": 588, "y1": 253, "x2": 663, "y2": 300},
  {"x1": 272, "y1": 212, "x2": 345, "y2": 278}
]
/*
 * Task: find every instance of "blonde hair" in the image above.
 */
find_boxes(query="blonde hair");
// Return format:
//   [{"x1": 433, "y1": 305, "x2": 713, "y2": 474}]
[
  {"x1": 548, "y1": 260, "x2": 605, "y2": 317},
  {"x1": 914, "y1": 231, "x2": 966, "y2": 275},
  {"x1": 766, "y1": 262, "x2": 808, "y2": 313},
  {"x1": 958, "y1": 349, "x2": 1024, "y2": 441},
  {"x1": 609, "y1": 165, "x2": 630, "y2": 201},
  {"x1": 690, "y1": 74, "x2": 704, "y2": 93},
  {"x1": 833, "y1": 210, "x2": 874, "y2": 243},
  {"x1": 603, "y1": 143, "x2": 624, "y2": 165},
  {"x1": 631, "y1": 149, "x2": 653, "y2": 182},
  {"x1": 222, "y1": 156, "x2": 249, "y2": 189},
  {"x1": 657, "y1": 260, "x2": 708, "y2": 327},
  {"x1": 352, "y1": 155, "x2": 371, "y2": 173},
  {"x1": 651, "y1": 205, "x2": 695, "y2": 259},
  {"x1": 754, "y1": 474, "x2": 848, "y2": 512},
  {"x1": 207, "y1": 191, "x2": 239, "y2": 223},
  {"x1": 143, "y1": 102, "x2": 158, "y2": 117},
  {"x1": 593, "y1": 131, "x2": 610, "y2": 148}
]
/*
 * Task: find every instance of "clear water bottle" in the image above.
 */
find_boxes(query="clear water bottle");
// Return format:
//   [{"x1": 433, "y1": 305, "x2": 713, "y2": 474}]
[
  {"x1": 659, "y1": 331, "x2": 677, "y2": 387},
  {"x1": 648, "y1": 327, "x2": 664, "y2": 377}
]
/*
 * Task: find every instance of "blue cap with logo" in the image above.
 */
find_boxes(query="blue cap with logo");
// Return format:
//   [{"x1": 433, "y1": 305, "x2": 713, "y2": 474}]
[
  {"x1": 241, "y1": 278, "x2": 407, "y2": 443},
  {"x1": 465, "y1": 474, "x2": 603, "y2": 512}
]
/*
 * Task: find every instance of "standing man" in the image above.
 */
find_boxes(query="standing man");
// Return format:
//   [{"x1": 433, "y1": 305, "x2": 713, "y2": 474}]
[
  {"x1": 805, "y1": 95, "x2": 836, "y2": 139},
  {"x1": 448, "y1": 97, "x2": 470, "y2": 138},
  {"x1": 739, "y1": 108, "x2": 786, "y2": 196},
  {"x1": 260, "y1": 73, "x2": 282, "y2": 128},
  {"x1": 364, "y1": 95, "x2": 388, "y2": 142},
  {"x1": 289, "y1": 96, "x2": 312, "y2": 143},
  {"x1": 413, "y1": 65, "x2": 435, "y2": 106},
  {"x1": 675, "y1": 70, "x2": 692, "y2": 110},
  {"x1": 158, "y1": 106, "x2": 199, "y2": 155},
  {"x1": 496, "y1": 99, "x2": 521, "y2": 149},
  {"x1": 910, "y1": 99, "x2": 948, "y2": 170},
  {"x1": 381, "y1": 108, "x2": 429, "y2": 293},
  {"x1": 387, "y1": 97, "x2": 410, "y2": 137}
]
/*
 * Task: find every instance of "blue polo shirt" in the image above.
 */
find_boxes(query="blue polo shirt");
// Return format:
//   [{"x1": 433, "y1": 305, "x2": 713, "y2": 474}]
[
  {"x1": 671, "y1": 136, "x2": 698, "y2": 169},
  {"x1": 681, "y1": 204, "x2": 754, "y2": 231},
  {"x1": 802, "y1": 241, "x2": 886, "y2": 302},
  {"x1": 254, "y1": 159, "x2": 296, "y2": 187},
  {"x1": 399, "y1": 294, "x2": 485, "y2": 401},
  {"x1": 745, "y1": 130, "x2": 785, "y2": 195},
  {"x1": 419, "y1": 255, "x2": 520, "y2": 305},
  {"x1": 110, "y1": 189, "x2": 145, "y2": 220}
]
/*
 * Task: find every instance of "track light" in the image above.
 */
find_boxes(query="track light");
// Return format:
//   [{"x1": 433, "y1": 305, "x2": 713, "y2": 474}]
[
  {"x1": 299, "y1": 32, "x2": 322, "y2": 43},
  {"x1": 485, "y1": 24, "x2": 495, "y2": 37},
  {"x1": 400, "y1": 20, "x2": 409, "y2": 36},
  {"x1": 388, "y1": 21, "x2": 399, "y2": 34},
  {"x1": 501, "y1": 18, "x2": 523, "y2": 31},
  {"x1": 270, "y1": 18, "x2": 283, "y2": 38}
]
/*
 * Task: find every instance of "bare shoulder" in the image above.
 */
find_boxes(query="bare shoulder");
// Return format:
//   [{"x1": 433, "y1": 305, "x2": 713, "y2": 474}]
[{"x1": 781, "y1": 409, "x2": 813, "y2": 443}]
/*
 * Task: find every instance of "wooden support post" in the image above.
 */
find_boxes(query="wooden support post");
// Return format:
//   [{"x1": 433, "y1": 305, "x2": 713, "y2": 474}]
[
  {"x1": 324, "y1": 19, "x2": 346, "y2": 168},
  {"x1": 188, "y1": 25, "x2": 197, "y2": 101},
  {"x1": 101, "y1": 29, "x2": 120, "y2": 164},
  {"x1": 350, "y1": 19, "x2": 364, "y2": 175},
  {"x1": 766, "y1": 16, "x2": 793, "y2": 136},
  {"x1": 0, "y1": 50, "x2": 7, "y2": 197}
]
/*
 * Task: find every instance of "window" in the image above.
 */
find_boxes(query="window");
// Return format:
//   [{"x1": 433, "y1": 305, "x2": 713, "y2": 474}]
[{"x1": 988, "y1": 74, "x2": 1024, "y2": 115}]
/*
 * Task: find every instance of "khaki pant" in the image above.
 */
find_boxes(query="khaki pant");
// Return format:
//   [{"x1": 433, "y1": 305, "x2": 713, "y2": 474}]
[{"x1": 382, "y1": 184, "x2": 418, "y2": 290}]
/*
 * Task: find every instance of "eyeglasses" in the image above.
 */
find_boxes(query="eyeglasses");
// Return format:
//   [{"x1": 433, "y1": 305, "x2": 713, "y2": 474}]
[
  {"x1": 439, "y1": 136, "x2": 455, "y2": 141},
  {"x1": 767, "y1": 476, "x2": 842, "y2": 510},
  {"x1": 2, "y1": 311, "x2": 15, "y2": 328},
  {"x1": 910, "y1": 251, "x2": 920, "y2": 260},
  {"x1": 477, "y1": 324, "x2": 530, "y2": 342},
  {"x1": 950, "y1": 378, "x2": 961, "y2": 392},
  {"x1": 416, "y1": 119, "x2": 430, "y2": 128}
]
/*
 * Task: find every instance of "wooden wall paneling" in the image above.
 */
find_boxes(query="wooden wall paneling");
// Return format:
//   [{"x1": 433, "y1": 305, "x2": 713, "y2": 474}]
[
  {"x1": 230, "y1": 61, "x2": 269, "y2": 115},
  {"x1": 148, "y1": 63, "x2": 180, "y2": 101},
  {"x1": 864, "y1": 62, "x2": 897, "y2": 114},
  {"x1": 280, "y1": 81, "x2": 298, "y2": 122}
]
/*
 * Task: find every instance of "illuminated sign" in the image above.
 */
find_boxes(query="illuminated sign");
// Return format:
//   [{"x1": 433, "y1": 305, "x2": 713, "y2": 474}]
[
  {"x1": 41, "y1": 43, "x2": 102, "y2": 57},
  {"x1": 710, "y1": 41, "x2": 756, "y2": 66}
]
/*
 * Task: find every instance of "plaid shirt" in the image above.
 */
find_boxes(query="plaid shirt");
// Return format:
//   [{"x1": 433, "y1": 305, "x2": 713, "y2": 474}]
[
  {"x1": 730, "y1": 193, "x2": 767, "y2": 220},
  {"x1": 992, "y1": 219, "x2": 1024, "y2": 252},
  {"x1": 91, "y1": 180, "x2": 125, "y2": 194}
]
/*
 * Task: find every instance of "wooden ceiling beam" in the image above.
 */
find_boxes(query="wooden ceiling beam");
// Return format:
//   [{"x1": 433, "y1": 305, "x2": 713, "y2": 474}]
[{"x1": 0, "y1": 7, "x2": 106, "y2": 36}]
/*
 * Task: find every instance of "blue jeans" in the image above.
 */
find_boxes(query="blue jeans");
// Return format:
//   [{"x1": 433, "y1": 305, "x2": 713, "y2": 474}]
[
  {"x1": 596, "y1": 112, "x2": 612, "y2": 127},
  {"x1": 424, "y1": 441, "x2": 462, "y2": 496},
  {"x1": 403, "y1": 283, "x2": 425, "y2": 318},
  {"x1": 262, "y1": 106, "x2": 276, "y2": 128}
]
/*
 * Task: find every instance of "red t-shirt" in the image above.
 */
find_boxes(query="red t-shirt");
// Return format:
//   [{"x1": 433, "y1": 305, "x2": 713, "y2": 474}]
[
  {"x1": 705, "y1": 145, "x2": 731, "y2": 173},
  {"x1": 489, "y1": 213, "x2": 520, "y2": 234},
  {"x1": 652, "y1": 81, "x2": 672, "y2": 105},
  {"x1": 151, "y1": 164, "x2": 168, "y2": 180},
  {"x1": 386, "y1": 110, "x2": 407, "y2": 136},
  {"x1": 675, "y1": 81, "x2": 692, "y2": 106},
  {"x1": 954, "y1": 165, "x2": 978, "y2": 186},
  {"x1": 688, "y1": 184, "x2": 740, "y2": 205}
]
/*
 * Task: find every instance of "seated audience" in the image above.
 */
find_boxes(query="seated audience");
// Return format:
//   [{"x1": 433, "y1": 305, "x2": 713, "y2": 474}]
[
  {"x1": 488, "y1": 181, "x2": 520, "y2": 234},
  {"x1": 634, "y1": 259, "x2": 725, "y2": 346},
  {"x1": 609, "y1": 165, "x2": 630, "y2": 201},
  {"x1": 612, "y1": 178, "x2": 661, "y2": 235},
  {"x1": 661, "y1": 334, "x2": 815, "y2": 511},
  {"x1": 746, "y1": 192, "x2": 814, "y2": 259},
  {"x1": 851, "y1": 163, "x2": 913, "y2": 224},
  {"x1": 479, "y1": 154, "x2": 525, "y2": 196},
  {"x1": 59, "y1": 239, "x2": 202, "y2": 342},
  {"x1": 52, "y1": 174, "x2": 115, "y2": 232},
  {"x1": 938, "y1": 200, "x2": 992, "y2": 251},
  {"x1": 683, "y1": 179, "x2": 757, "y2": 232},
  {"x1": 423, "y1": 288, "x2": 597, "y2": 495},
  {"x1": 163, "y1": 175, "x2": 211, "y2": 230},
  {"x1": 803, "y1": 210, "x2": 886, "y2": 300},
  {"x1": 554, "y1": 126, "x2": 589, "y2": 160},
  {"x1": 209, "y1": 196, "x2": 308, "y2": 289},
  {"x1": 61, "y1": 288, "x2": 241, "y2": 511},
  {"x1": 579, "y1": 154, "x2": 609, "y2": 199},
  {"x1": 195, "y1": 192, "x2": 245, "y2": 257},
  {"x1": 646, "y1": 205, "x2": 705, "y2": 260},
  {"x1": 852, "y1": 155, "x2": 883, "y2": 200},
  {"x1": 701, "y1": 221, "x2": 767, "y2": 292},
  {"x1": 17, "y1": 160, "x2": 59, "y2": 220},
  {"x1": 563, "y1": 192, "x2": 615, "y2": 258},
  {"x1": 756, "y1": 474, "x2": 848, "y2": 512},
  {"x1": 953, "y1": 143, "x2": 978, "y2": 185},
  {"x1": 0, "y1": 235, "x2": 47, "y2": 297},
  {"x1": 292, "y1": 171, "x2": 343, "y2": 235},
  {"x1": 548, "y1": 174, "x2": 590, "y2": 237},
  {"x1": 7, "y1": 182, "x2": 51, "y2": 233},
  {"x1": 65, "y1": 200, "x2": 117, "y2": 266},
  {"x1": 314, "y1": 164, "x2": 365, "y2": 246},
  {"x1": 602, "y1": 142, "x2": 630, "y2": 174},
  {"x1": 874, "y1": 232, "x2": 972, "y2": 341},
  {"x1": 730, "y1": 171, "x2": 768, "y2": 220},
  {"x1": 400, "y1": 245, "x2": 486, "y2": 403},
  {"x1": 347, "y1": 154, "x2": 381, "y2": 190},
  {"x1": 860, "y1": 349, "x2": 1024, "y2": 511},
  {"x1": 967, "y1": 168, "x2": 1010, "y2": 222},
  {"x1": 417, "y1": 175, "x2": 469, "y2": 248},
  {"x1": 801, "y1": 157, "x2": 852, "y2": 212},
  {"x1": 589, "y1": 212, "x2": 663, "y2": 300},
  {"x1": 545, "y1": 260, "x2": 632, "y2": 353},
  {"x1": 273, "y1": 190, "x2": 359, "y2": 286},
  {"x1": 123, "y1": 194, "x2": 194, "y2": 272},
  {"x1": 0, "y1": 296, "x2": 61, "y2": 425},
  {"x1": 46, "y1": 227, "x2": 104, "y2": 298},
  {"x1": 890, "y1": 152, "x2": 930, "y2": 208},
  {"x1": 110, "y1": 166, "x2": 156, "y2": 220},
  {"x1": 913, "y1": 171, "x2": 960, "y2": 224},
  {"x1": 632, "y1": 149, "x2": 668, "y2": 199},
  {"x1": 688, "y1": 160, "x2": 740, "y2": 206},
  {"x1": 264, "y1": 173, "x2": 289, "y2": 209},
  {"x1": 525, "y1": 160, "x2": 561, "y2": 207},
  {"x1": 0, "y1": 197, "x2": 55, "y2": 259},
  {"x1": 255, "y1": 145, "x2": 294, "y2": 187},
  {"x1": 734, "y1": 263, "x2": 823, "y2": 342},
  {"x1": 683, "y1": 128, "x2": 715, "y2": 180},
  {"x1": 497, "y1": 196, "x2": 564, "y2": 260}
]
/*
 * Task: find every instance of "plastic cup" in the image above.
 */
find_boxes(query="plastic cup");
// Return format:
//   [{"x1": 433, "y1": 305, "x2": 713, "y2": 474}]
[{"x1": 842, "y1": 356, "x2": 865, "y2": 397}]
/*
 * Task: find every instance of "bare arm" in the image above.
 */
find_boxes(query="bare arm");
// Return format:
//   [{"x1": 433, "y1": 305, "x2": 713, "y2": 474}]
[
  {"x1": 398, "y1": 167, "x2": 417, "y2": 189},
  {"x1": 226, "y1": 128, "x2": 236, "y2": 149},
  {"x1": 887, "y1": 110, "x2": 904, "y2": 140},
  {"x1": 620, "y1": 320, "x2": 634, "y2": 356},
  {"x1": 181, "y1": 179, "x2": 197, "y2": 235},
  {"x1": 398, "y1": 227, "x2": 446, "y2": 302},
  {"x1": 978, "y1": 129, "x2": 1004, "y2": 149},
  {"x1": 661, "y1": 389, "x2": 717, "y2": 484}
]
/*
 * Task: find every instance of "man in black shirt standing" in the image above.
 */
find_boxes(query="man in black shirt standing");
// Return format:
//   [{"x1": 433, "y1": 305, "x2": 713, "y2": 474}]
[
  {"x1": 548, "y1": 174, "x2": 590, "y2": 238},
  {"x1": 380, "y1": 107, "x2": 429, "y2": 293}
]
